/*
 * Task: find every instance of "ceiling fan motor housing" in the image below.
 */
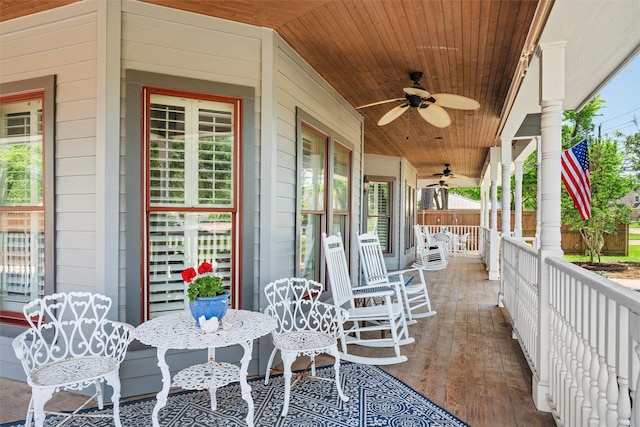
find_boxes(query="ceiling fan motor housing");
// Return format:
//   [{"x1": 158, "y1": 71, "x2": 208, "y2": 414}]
[{"x1": 409, "y1": 71, "x2": 424, "y2": 84}]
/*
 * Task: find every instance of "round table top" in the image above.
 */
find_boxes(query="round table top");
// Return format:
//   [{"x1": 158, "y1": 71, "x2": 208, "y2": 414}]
[{"x1": 135, "y1": 309, "x2": 276, "y2": 350}]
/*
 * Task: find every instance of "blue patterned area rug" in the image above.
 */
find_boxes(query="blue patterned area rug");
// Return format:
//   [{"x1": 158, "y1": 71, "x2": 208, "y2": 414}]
[{"x1": 2, "y1": 363, "x2": 469, "y2": 426}]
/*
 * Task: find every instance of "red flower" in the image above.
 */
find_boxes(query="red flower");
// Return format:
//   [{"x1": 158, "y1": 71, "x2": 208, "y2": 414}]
[
  {"x1": 198, "y1": 261, "x2": 213, "y2": 275},
  {"x1": 181, "y1": 267, "x2": 197, "y2": 283}
]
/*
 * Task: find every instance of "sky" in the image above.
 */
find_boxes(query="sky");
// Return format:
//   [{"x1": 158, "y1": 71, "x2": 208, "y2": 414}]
[{"x1": 595, "y1": 54, "x2": 640, "y2": 137}]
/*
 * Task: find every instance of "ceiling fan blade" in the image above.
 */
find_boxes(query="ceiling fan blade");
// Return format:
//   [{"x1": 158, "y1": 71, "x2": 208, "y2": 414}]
[
  {"x1": 356, "y1": 98, "x2": 405, "y2": 109},
  {"x1": 451, "y1": 173, "x2": 469, "y2": 179},
  {"x1": 425, "y1": 183, "x2": 440, "y2": 188},
  {"x1": 431, "y1": 93, "x2": 480, "y2": 110},
  {"x1": 418, "y1": 104, "x2": 451, "y2": 128},
  {"x1": 377, "y1": 104, "x2": 409, "y2": 126},
  {"x1": 403, "y1": 87, "x2": 431, "y2": 98}
]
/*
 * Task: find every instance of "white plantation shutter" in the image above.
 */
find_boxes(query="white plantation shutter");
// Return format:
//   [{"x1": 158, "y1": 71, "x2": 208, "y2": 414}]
[
  {"x1": 146, "y1": 93, "x2": 236, "y2": 319},
  {"x1": 367, "y1": 181, "x2": 392, "y2": 252}
]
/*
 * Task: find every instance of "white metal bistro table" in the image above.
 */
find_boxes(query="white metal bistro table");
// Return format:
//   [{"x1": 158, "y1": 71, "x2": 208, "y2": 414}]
[{"x1": 135, "y1": 309, "x2": 276, "y2": 427}]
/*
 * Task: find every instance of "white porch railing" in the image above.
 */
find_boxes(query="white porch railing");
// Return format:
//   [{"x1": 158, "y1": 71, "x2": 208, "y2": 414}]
[
  {"x1": 501, "y1": 237, "x2": 539, "y2": 372},
  {"x1": 502, "y1": 236, "x2": 640, "y2": 427}
]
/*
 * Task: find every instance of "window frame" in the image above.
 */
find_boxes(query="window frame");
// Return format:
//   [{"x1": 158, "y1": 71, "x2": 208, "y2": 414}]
[
  {"x1": 125, "y1": 71, "x2": 255, "y2": 324},
  {"x1": 142, "y1": 87, "x2": 241, "y2": 321},
  {"x1": 295, "y1": 108, "x2": 354, "y2": 283},
  {"x1": 0, "y1": 75, "x2": 56, "y2": 325}
]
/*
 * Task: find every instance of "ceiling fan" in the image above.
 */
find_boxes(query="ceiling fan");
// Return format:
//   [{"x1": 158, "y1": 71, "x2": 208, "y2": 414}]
[
  {"x1": 425, "y1": 180, "x2": 457, "y2": 189},
  {"x1": 432, "y1": 164, "x2": 468, "y2": 180},
  {"x1": 356, "y1": 71, "x2": 480, "y2": 128}
]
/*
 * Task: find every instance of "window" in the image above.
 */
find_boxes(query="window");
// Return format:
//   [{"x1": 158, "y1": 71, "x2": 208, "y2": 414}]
[
  {"x1": 143, "y1": 88, "x2": 240, "y2": 320},
  {"x1": 297, "y1": 118, "x2": 352, "y2": 282},
  {"x1": 0, "y1": 76, "x2": 54, "y2": 323},
  {"x1": 299, "y1": 126, "x2": 326, "y2": 281},
  {"x1": 405, "y1": 181, "x2": 416, "y2": 251},
  {"x1": 332, "y1": 142, "x2": 351, "y2": 239},
  {"x1": 366, "y1": 180, "x2": 392, "y2": 253}
]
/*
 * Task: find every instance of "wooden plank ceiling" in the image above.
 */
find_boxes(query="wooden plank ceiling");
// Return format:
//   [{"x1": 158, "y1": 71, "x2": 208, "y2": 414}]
[{"x1": 1, "y1": 0, "x2": 542, "y2": 181}]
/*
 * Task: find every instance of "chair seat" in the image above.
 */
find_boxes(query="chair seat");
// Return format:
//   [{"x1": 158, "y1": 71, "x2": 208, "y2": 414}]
[
  {"x1": 31, "y1": 356, "x2": 118, "y2": 387},
  {"x1": 274, "y1": 331, "x2": 336, "y2": 352},
  {"x1": 349, "y1": 302, "x2": 404, "y2": 320}
]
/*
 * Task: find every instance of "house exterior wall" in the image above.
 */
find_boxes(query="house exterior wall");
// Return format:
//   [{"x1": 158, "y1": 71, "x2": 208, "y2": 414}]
[
  {"x1": 272, "y1": 40, "x2": 364, "y2": 284},
  {"x1": 1, "y1": 1, "x2": 101, "y2": 296},
  {"x1": 0, "y1": 0, "x2": 364, "y2": 396},
  {"x1": 364, "y1": 154, "x2": 418, "y2": 271}
]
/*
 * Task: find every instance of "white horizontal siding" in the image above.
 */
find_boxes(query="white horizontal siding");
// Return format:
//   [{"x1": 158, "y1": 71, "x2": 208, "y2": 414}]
[
  {"x1": 0, "y1": 2, "x2": 100, "y2": 298},
  {"x1": 57, "y1": 249, "x2": 96, "y2": 269},
  {"x1": 121, "y1": 1, "x2": 263, "y2": 88},
  {"x1": 56, "y1": 231, "x2": 95, "y2": 250},
  {"x1": 57, "y1": 138, "x2": 97, "y2": 159},
  {"x1": 57, "y1": 175, "x2": 96, "y2": 194},
  {"x1": 273, "y1": 36, "x2": 363, "y2": 279}
]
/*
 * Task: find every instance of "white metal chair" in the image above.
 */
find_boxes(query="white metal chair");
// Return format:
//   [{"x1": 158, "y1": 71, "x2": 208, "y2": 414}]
[
  {"x1": 357, "y1": 233, "x2": 436, "y2": 324},
  {"x1": 321, "y1": 232, "x2": 414, "y2": 365},
  {"x1": 12, "y1": 292, "x2": 135, "y2": 427},
  {"x1": 454, "y1": 232, "x2": 470, "y2": 253},
  {"x1": 412, "y1": 225, "x2": 448, "y2": 271},
  {"x1": 263, "y1": 278, "x2": 349, "y2": 417}
]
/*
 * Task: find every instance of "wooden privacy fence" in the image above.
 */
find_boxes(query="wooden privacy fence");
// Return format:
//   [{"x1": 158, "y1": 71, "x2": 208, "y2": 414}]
[{"x1": 417, "y1": 210, "x2": 629, "y2": 256}]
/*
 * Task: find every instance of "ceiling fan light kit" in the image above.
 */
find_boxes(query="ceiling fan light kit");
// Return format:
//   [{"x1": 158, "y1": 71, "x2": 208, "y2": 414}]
[{"x1": 356, "y1": 71, "x2": 480, "y2": 128}]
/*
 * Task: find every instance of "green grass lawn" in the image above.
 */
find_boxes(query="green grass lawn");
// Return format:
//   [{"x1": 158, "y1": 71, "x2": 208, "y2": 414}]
[
  {"x1": 564, "y1": 245, "x2": 640, "y2": 263},
  {"x1": 630, "y1": 233, "x2": 640, "y2": 240}
]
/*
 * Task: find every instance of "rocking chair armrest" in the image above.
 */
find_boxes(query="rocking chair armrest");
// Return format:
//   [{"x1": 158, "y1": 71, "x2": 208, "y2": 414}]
[{"x1": 386, "y1": 271, "x2": 420, "y2": 287}]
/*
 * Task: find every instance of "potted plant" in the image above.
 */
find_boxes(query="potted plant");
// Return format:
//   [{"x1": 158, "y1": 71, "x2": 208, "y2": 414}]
[{"x1": 182, "y1": 261, "x2": 229, "y2": 326}]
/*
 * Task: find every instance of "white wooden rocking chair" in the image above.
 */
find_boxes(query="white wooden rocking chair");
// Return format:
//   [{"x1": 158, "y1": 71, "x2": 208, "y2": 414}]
[
  {"x1": 12, "y1": 292, "x2": 135, "y2": 427},
  {"x1": 412, "y1": 224, "x2": 448, "y2": 271},
  {"x1": 357, "y1": 232, "x2": 436, "y2": 324},
  {"x1": 263, "y1": 278, "x2": 349, "y2": 417},
  {"x1": 321, "y1": 233, "x2": 414, "y2": 365}
]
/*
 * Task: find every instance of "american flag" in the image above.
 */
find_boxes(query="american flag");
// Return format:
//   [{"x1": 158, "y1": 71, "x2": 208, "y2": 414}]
[{"x1": 561, "y1": 139, "x2": 591, "y2": 221}]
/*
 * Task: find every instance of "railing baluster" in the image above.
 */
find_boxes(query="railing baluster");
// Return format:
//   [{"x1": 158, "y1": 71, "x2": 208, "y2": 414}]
[
  {"x1": 618, "y1": 305, "x2": 631, "y2": 426},
  {"x1": 500, "y1": 237, "x2": 640, "y2": 425},
  {"x1": 632, "y1": 340, "x2": 640, "y2": 427}
]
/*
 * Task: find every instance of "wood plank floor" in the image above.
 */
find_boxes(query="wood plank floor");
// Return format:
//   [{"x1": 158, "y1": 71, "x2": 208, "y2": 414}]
[{"x1": 0, "y1": 253, "x2": 555, "y2": 426}]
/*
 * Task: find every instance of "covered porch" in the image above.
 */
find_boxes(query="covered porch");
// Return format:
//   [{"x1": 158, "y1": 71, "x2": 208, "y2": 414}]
[{"x1": 0, "y1": 253, "x2": 556, "y2": 426}]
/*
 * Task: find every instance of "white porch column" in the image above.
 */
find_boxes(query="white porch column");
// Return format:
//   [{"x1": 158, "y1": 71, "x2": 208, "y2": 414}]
[
  {"x1": 514, "y1": 160, "x2": 524, "y2": 239},
  {"x1": 479, "y1": 181, "x2": 489, "y2": 261},
  {"x1": 535, "y1": 136, "x2": 542, "y2": 249},
  {"x1": 534, "y1": 41, "x2": 566, "y2": 412},
  {"x1": 501, "y1": 138, "x2": 512, "y2": 238},
  {"x1": 489, "y1": 147, "x2": 500, "y2": 281},
  {"x1": 481, "y1": 183, "x2": 489, "y2": 228}
]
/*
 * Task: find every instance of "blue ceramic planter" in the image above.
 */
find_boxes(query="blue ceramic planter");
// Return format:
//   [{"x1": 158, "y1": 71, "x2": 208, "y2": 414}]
[{"x1": 189, "y1": 292, "x2": 230, "y2": 327}]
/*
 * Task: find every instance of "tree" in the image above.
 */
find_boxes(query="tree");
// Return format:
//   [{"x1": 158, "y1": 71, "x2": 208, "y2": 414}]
[
  {"x1": 621, "y1": 130, "x2": 640, "y2": 179},
  {"x1": 449, "y1": 187, "x2": 480, "y2": 201},
  {"x1": 561, "y1": 98, "x2": 638, "y2": 262}
]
